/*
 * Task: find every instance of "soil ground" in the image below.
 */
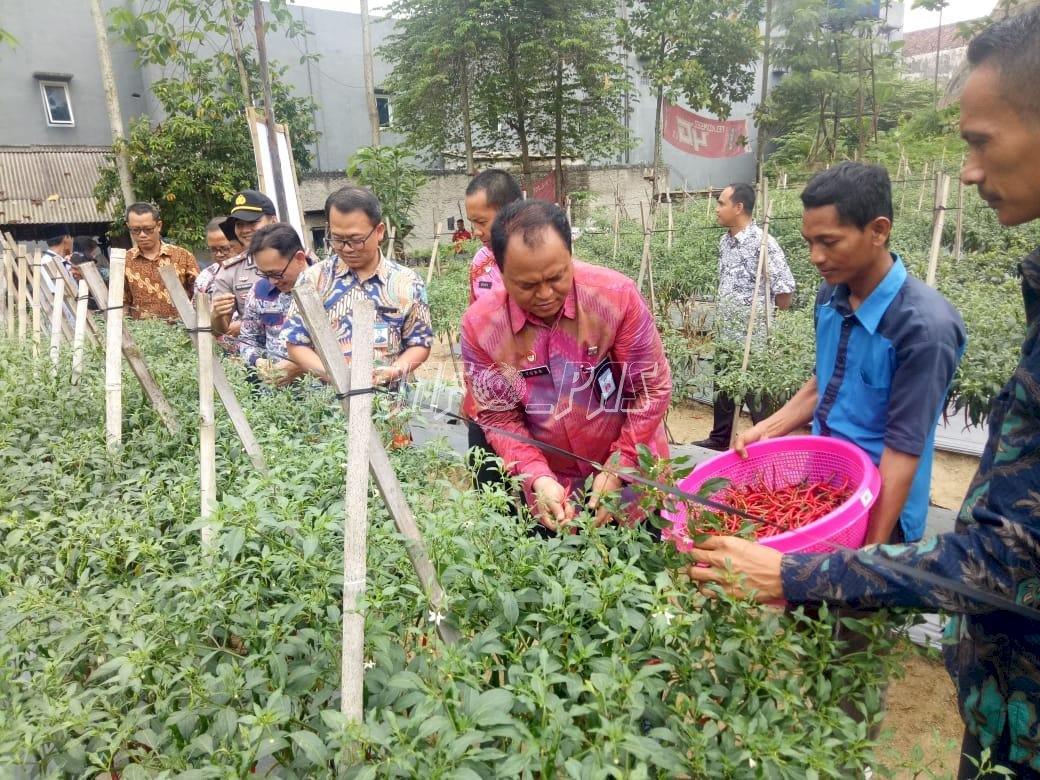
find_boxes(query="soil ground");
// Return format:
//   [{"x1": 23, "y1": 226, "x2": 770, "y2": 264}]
[{"x1": 418, "y1": 337, "x2": 973, "y2": 774}]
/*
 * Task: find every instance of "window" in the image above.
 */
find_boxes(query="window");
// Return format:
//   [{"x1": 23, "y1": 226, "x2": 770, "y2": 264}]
[
  {"x1": 375, "y1": 91, "x2": 392, "y2": 129},
  {"x1": 40, "y1": 81, "x2": 74, "y2": 126}
]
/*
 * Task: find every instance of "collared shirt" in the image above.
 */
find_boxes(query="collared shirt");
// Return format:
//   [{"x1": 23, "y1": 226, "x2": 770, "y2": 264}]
[
  {"x1": 211, "y1": 252, "x2": 262, "y2": 320},
  {"x1": 195, "y1": 262, "x2": 222, "y2": 295},
  {"x1": 469, "y1": 245, "x2": 504, "y2": 303},
  {"x1": 812, "y1": 256, "x2": 966, "y2": 540},
  {"x1": 460, "y1": 260, "x2": 671, "y2": 511},
  {"x1": 782, "y1": 249, "x2": 1040, "y2": 771},
  {"x1": 282, "y1": 255, "x2": 433, "y2": 364},
  {"x1": 716, "y1": 222, "x2": 795, "y2": 343},
  {"x1": 238, "y1": 255, "x2": 317, "y2": 366},
  {"x1": 41, "y1": 249, "x2": 70, "y2": 277},
  {"x1": 124, "y1": 243, "x2": 199, "y2": 320}
]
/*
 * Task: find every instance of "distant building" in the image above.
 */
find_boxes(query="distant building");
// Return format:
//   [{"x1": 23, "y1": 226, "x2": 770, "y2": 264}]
[{"x1": 901, "y1": 25, "x2": 970, "y2": 85}]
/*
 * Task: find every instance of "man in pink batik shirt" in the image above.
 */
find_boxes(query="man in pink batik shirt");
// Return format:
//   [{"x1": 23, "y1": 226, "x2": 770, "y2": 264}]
[
  {"x1": 461, "y1": 199, "x2": 672, "y2": 533},
  {"x1": 464, "y1": 169, "x2": 523, "y2": 304}
]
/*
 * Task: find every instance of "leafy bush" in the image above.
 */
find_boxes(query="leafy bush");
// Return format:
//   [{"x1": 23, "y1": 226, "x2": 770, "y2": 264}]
[{"x1": 0, "y1": 323, "x2": 906, "y2": 777}]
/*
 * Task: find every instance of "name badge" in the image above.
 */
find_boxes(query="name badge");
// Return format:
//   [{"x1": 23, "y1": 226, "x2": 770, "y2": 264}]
[
  {"x1": 235, "y1": 281, "x2": 253, "y2": 290},
  {"x1": 519, "y1": 364, "x2": 550, "y2": 378},
  {"x1": 478, "y1": 280, "x2": 493, "y2": 290},
  {"x1": 592, "y1": 356, "x2": 617, "y2": 401}
]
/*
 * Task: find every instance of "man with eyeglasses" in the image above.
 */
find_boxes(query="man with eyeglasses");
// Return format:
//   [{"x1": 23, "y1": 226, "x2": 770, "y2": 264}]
[
  {"x1": 196, "y1": 216, "x2": 243, "y2": 295},
  {"x1": 211, "y1": 190, "x2": 278, "y2": 336},
  {"x1": 238, "y1": 223, "x2": 316, "y2": 387},
  {"x1": 283, "y1": 186, "x2": 433, "y2": 386},
  {"x1": 123, "y1": 202, "x2": 199, "y2": 320}
]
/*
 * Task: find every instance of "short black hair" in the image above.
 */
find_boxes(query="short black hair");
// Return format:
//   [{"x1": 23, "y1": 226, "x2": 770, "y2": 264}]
[
  {"x1": 125, "y1": 202, "x2": 161, "y2": 222},
  {"x1": 206, "y1": 216, "x2": 229, "y2": 234},
  {"x1": 248, "y1": 223, "x2": 304, "y2": 258},
  {"x1": 800, "y1": 162, "x2": 893, "y2": 230},
  {"x1": 72, "y1": 235, "x2": 98, "y2": 254},
  {"x1": 967, "y1": 7, "x2": 1040, "y2": 119},
  {"x1": 325, "y1": 186, "x2": 382, "y2": 226},
  {"x1": 726, "y1": 182, "x2": 756, "y2": 214},
  {"x1": 490, "y1": 199, "x2": 571, "y2": 271},
  {"x1": 46, "y1": 233, "x2": 68, "y2": 248},
  {"x1": 466, "y1": 169, "x2": 523, "y2": 209}
]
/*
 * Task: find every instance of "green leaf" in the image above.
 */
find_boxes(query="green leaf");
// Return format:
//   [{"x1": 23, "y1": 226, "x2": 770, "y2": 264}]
[{"x1": 290, "y1": 730, "x2": 329, "y2": 766}]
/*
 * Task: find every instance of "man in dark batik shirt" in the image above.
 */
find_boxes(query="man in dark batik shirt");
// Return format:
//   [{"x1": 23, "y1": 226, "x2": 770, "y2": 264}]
[{"x1": 687, "y1": 10, "x2": 1040, "y2": 776}]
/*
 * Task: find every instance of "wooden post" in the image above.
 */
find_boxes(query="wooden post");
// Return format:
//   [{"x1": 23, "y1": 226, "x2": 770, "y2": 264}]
[
  {"x1": 31, "y1": 250, "x2": 43, "y2": 358},
  {"x1": 953, "y1": 173, "x2": 965, "y2": 262},
  {"x1": 159, "y1": 265, "x2": 268, "y2": 474},
  {"x1": 52, "y1": 262, "x2": 101, "y2": 350},
  {"x1": 16, "y1": 245, "x2": 28, "y2": 343},
  {"x1": 105, "y1": 251, "x2": 126, "y2": 453},
  {"x1": 611, "y1": 189, "x2": 621, "y2": 261},
  {"x1": 341, "y1": 299, "x2": 375, "y2": 721},
  {"x1": 706, "y1": 181, "x2": 714, "y2": 219},
  {"x1": 926, "y1": 172, "x2": 951, "y2": 288},
  {"x1": 760, "y1": 179, "x2": 773, "y2": 334},
  {"x1": 636, "y1": 202, "x2": 654, "y2": 292},
  {"x1": 71, "y1": 281, "x2": 89, "y2": 387},
  {"x1": 917, "y1": 162, "x2": 930, "y2": 212},
  {"x1": 79, "y1": 260, "x2": 180, "y2": 434},
  {"x1": 48, "y1": 281, "x2": 63, "y2": 368},
  {"x1": 290, "y1": 281, "x2": 459, "y2": 645},
  {"x1": 443, "y1": 328, "x2": 463, "y2": 386},
  {"x1": 196, "y1": 292, "x2": 216, "y2": 545},
  {"x1": 1, "y1": 248, "x2": 11, "y2": 334},
  {"x1": 899, "y1": 162, "x2": 909, "y2": 212},
  {"x1": 425, "y1": 222, "x2": 442, "y2": 285},
  {"x1": 666, "y1": 195, "x2": 674, "y2": 250},
  {"x1": 41, "y1": 262, "x2": 75, "y2": 346},
  {"x1": 730, "y1": 197, "x2": 775, "y2": 449}
]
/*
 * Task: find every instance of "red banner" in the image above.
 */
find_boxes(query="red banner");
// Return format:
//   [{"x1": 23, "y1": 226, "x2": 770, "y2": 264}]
[
  {"x1": 662, "y1": 103, "x2": 749, "y2": 158},
  {"x1": 532, "y1": 172, "x2": 557, "y2": 203}
]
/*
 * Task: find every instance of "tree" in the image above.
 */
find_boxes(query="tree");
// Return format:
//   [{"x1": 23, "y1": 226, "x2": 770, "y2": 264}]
[
  {"x1": 94, "y1": 0, "x2": 319, "y2": 246},
  {"x1": 623, "y1": 0, "x2": 762, "y2": 203},
  {"x1": 912, "y1": 0, "x2": 950, "y2": 107},
  {"x1": 346, "y1": 145, "x2": 427, "y2": 254}
]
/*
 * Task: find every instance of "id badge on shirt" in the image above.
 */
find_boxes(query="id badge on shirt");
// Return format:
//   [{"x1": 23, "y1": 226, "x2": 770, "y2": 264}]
[{"x1": 593, "y1": 356, "x2": 617, "y2": 401}]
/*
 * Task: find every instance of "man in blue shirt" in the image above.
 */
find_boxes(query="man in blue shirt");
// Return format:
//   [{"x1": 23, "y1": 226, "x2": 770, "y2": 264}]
[
  {"x1": 736, "y1": 161, "x2": 966, "y2": 545},
  {"x1": 689, "y1": 10, "x2": 1040, "y2": 774}
]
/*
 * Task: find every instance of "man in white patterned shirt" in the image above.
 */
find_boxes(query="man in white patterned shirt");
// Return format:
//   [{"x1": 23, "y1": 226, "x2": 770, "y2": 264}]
[{"x1": 693, "y1": 182, "x2": 796, "y2": 450}]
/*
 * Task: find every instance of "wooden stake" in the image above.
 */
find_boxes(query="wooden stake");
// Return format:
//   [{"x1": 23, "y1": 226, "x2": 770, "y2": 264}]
[
  {"x1": 636, "y1": 202, "x2": 653, "y2": 292},
  {"x1": 611, "y1": 188, "x2": 621, "y2": 261},
  {"x1": 917, "y1": 162, "x2": 930, "y2": 212},
  {"x1": 290, "y1": 281, "x2": 459, "y2": 645},
  {"x1": 79, "y1": 260, "x2": 180, "y2": 434},
  {"x1": 16, "y1": 245, "x2": 28, "y2": 343},
  {"x1": 105, "y1": 251, "x2": 126, "y2": 453},
  {"x1": 706, "y1": 181, "x2": 714, "y2": 219},
  {"x1": 954, "y1": 172, "x2": 965, "y2": 262},
  {"x1": 31, "y1": 250, "x2": 42, "y2": 358},
  {"x1": 71, "y1": 281, "x2": 89, "y2": 387},
  {"x1": 926, "y1": 172, "x2": 951, "y2": 288},
  {"x1": 159, "y1": 264, "x2": 268, "y2": 474},
  {"x1": 2, "y1": 249, "x2": 11, "y2": 334},
  {"x1": 49, "y1": 281, "x2": 63, "y2": 368},
  {"x1": 444, "y1": 328, "x2": 463, "y2": 386},
  {"x1": 341, "y1": 298, "x2": 375, "y2": 721},
  {"x1": 196, "y1": 292, "x2": 216, "y2": 545},
  {"x1": 667, "y1": 196, "x2": 674, "y2": 250},
  {"x1": 425, "y1": 222, "x2": 442, "y2": 285}
]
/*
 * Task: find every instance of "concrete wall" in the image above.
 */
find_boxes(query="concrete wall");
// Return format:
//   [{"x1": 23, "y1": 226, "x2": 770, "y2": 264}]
[{"x1": 0, "y1": 0, "x2": 147, "y2": 146}]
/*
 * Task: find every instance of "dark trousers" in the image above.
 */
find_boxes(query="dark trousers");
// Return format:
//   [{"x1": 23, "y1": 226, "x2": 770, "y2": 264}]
[
  {"x1": 959, "y1": 725, "x2": 1038, "y2": 779},
  {"x1": 467, "y1": 420, "x2": 510, "y2": 492},
  {"x1": 705, "y1": 346, "x2": 776, "y2": 446}
]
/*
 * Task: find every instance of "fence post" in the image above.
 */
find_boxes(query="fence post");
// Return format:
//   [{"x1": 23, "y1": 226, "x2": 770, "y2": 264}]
[
  {"x1": 16, "y1": 245, "x2": 28, "y2": 343},
  {"x1": 71, "y1": 281, "x2": 89, "y2": 387},
  {"x1": 1, "y1": 248, "x2": 10, "y2": 334},
  {"x1": 425, "y1": 222, "x2": 442, "y2": 286},
  {"x1": 954, "y1": 161, "x2": 965, "y2": 262},
  {"x1": 105, "y1": 250, "x2": 126, "y2": 453},
  {"x1": 926, "y1": 172, "x2": 951, "y2": 288},
  {"x1": 49, "y1": 281, "x2": 63, "y2": 368},
  {"x1": 196, "y1": 292, "x2": 216, "y2": 545},
  {"x1": 31, "y1": 250, "x2": 43, "y2": 359}
]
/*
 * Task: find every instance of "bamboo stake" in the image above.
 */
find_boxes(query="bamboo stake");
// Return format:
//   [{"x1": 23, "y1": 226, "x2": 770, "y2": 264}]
[
  {"x1": 105, "y1": 250, "x2": 126, "y2": 453},
  {"x1": 291, "y1": 281, "x2": 459, "y2": 645},
  {"x1": 79, "y1": 261, "x2": 180, "y2": 434},
  {"x1": 954, "y1": 173, "x2": 965, "y2": 262},
  {"x1": 340, "y1": 298, "x2": 376, "y2": 721},
  {"x1": 666, "y1": 196, "x2": 674, "y2": 250},
  {"x1": 1, "y1": 249, "x2": 11, "y2": 334},
  {"x1": 636, "y1": 202, "x2": 653, "y2": 292},
  {"x1": 425, "y1": 222, "x2": 442, "y2": 285},
  {"x1": 196, "y1": 292, "x2": 216, "y2": 545},
  {"x1": 730, "y1": 197, "x2": 775, "y2": 449},
  {"x1": 706, "y1": 181, "x2": 714, "y2": 219},
  {"x1": 926, "y1": 172, "x2": 951, "y2": 288},
  {"x1": 31, "y1": 250, "x2": 42, "y2": 359},
  {"x1": 917, "y1": 162, "x2": 930, "y2": 212},
  {"x1": 48, "y1": 281, "x2": 63, "y2": 368},
  {"x1": 159, "y1": 264, "x2": 268, "y2": 474},
  {"x1": 41, "y1": 262, "x2": 75, "y2": 346},
  {"x1": 444, "y1": 328, "x2": 463, "y2": 386},
  {"x1": 16, "y1": 245, "x2": 28, "y2": 342},
  {"x1": 760, "y1": 179, "x2": 773, "y2": 334},
  {"x1": 611, "y1": 187, "x2": 621, "y2": 260},
  {"x1": 71, "y1": 281, "x2": 89, "y2": 387}
]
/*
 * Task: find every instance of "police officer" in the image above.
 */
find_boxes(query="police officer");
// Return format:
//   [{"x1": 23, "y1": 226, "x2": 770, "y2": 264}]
[{"x1": 211, "y1": 190, "x2": 278, "y2": 336}]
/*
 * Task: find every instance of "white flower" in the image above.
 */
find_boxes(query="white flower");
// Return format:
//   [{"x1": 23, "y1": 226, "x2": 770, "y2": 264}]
[
  {"x1": 749, "y1": 758, "x2": 756, "y2": 769},
  {"x1": 363, "y1": 658, "x2": 376, "y2": 670},
  {"x1": 653, "y1": 609, "x2": 675, "y2": 626},
  {"x1": 427, "y1": 609, "x2": 446, "y2": 626}
]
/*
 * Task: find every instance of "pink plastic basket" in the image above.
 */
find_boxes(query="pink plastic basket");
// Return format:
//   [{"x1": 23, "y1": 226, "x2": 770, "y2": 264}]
[{"x1": 664, "y1": 435, "x2": 881, "y2": 554}]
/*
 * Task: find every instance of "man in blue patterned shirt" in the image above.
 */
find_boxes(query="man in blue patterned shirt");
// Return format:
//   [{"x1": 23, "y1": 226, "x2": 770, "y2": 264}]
[
  {"x1": 283, "y1": 186, "x2": 433, "y2": 384},
  {"x1": 238, "y1": 223, "x2": 315, "y2": 387},
  {"x1": 688, "y1": 10, "x2": 1040, "y2": 776}
]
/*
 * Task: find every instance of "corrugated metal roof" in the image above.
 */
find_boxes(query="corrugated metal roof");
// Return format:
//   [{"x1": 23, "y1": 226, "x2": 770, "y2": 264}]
[{"x1": 0, "y1": 145, "x2": 116, "y2": 226}]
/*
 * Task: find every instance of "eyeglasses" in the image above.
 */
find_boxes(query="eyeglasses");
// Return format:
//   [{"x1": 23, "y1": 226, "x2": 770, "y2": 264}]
[
  {"x1": 325, "y1": 224, "x2": 378, "y2": 252},
  {"x1": 257, "y1": 254, "x2": 295, "y2": 280},
  {"x1": 210, "y1": 244, "x2": 237, "y2": 259},
  {"x1": 128, "y1": 225, "x2": 158, "y2": 236}
]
